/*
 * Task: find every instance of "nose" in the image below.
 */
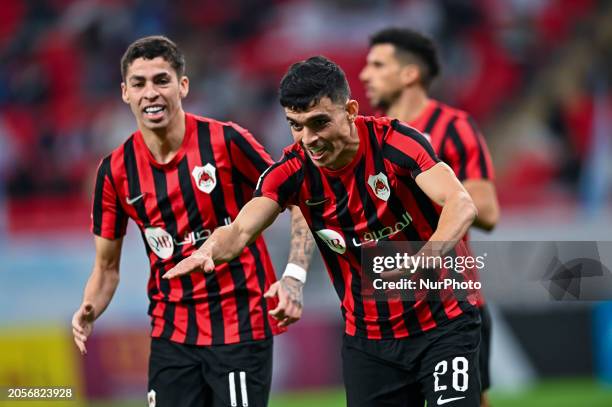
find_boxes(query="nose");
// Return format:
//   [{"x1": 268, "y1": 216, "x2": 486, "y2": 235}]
[
  {"x1": 301, "y1": 127, "x2": 319, "y2": 146},
  {"x1": 143, "y1": 82, "x2": 160, "y2": 99},
  {"x1": 359, "y1": 66, "x2": 369, "y2": 83}
]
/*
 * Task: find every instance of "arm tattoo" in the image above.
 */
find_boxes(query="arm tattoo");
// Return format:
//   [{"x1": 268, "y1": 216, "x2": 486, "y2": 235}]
[
  {"x1": 288, "y1": 206, "x2": 315, "y2": 270},
  {"x1": 280, "y1": 276, "x2": 304, "y2": 307}
]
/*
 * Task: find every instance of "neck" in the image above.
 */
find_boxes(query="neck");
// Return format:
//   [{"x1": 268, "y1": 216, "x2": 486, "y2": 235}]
[
  {"x1": 386, "y1": 86, "x2": 430, "y2": 124},
  {"x1": 140, "y1": 110, "x2": 186, "y2": 164}
]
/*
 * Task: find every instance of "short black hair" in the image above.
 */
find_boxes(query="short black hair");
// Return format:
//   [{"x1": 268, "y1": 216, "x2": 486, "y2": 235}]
[
  {"x1": 369, "y1": 28, "x2": 440, "y2": 88},
  {"x1": 279, "y1": 56, "x2": 351, "y2": 111},
  {"x1": 120, "y1": 35, "x2": 186, "y2": 81}
]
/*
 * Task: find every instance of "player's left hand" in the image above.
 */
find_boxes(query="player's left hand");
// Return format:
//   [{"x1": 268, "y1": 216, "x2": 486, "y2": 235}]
[
  {"x1": 264, "y1": 276, "x2": 304, "y2": 327},
  {"x1": 162, "y1": 250, "x2": 215, "y2": 279}
]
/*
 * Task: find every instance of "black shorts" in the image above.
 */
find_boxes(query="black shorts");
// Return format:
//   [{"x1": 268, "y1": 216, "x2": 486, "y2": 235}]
[
  {"x1": 478, "y1": 305, "x2": 492, "y2": 391},
  {"x1": 148, "y1": 337, "x2": 273, "y2": 407},
  {"x1": 342, "y1": 308, "x2": 481, "y2": 407}
]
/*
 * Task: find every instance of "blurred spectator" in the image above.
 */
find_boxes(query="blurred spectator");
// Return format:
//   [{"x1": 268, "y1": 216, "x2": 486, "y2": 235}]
[{"x1": 0, "y1": 0, "x2": 609, "y2": 230}]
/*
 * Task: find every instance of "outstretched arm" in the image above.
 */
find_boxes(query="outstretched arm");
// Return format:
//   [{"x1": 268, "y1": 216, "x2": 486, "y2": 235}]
[
  {"x1": 72, "y1": 236, "x2": 123, "y2": 355},
  {"x1": 163, "y1": 197, "x2": 282, "y2": 278},
  {"x1": 415, "y1": 162, "x2": 477, "y2": 256}
]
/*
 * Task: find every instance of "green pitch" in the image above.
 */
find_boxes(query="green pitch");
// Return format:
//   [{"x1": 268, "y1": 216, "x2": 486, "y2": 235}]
[
  {"x1": 487, "y1": 378, "x2": 612, "y2": 407},
  {"x1": 267, "y1": 380, "x2": 612, "y2": 407},
  {"x1": 14, "y1": 378, "x2": 604, "y2": 407}
]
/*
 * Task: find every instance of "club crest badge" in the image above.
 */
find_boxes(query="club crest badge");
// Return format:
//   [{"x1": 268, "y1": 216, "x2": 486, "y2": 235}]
[
  {"x1": 192, "y1": 163, "x2": 217, "y2": 194},
  {"x1": 368, "y1": 172, "x2": 391, "y2": 201}
]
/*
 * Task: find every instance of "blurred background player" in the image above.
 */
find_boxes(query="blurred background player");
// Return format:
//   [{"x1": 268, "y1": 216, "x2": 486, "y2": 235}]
[
  {"x1": 360, "y1": 27, "x2": 500, "y2": 407},
  {"x1": 165, "y1": 56, "x2": 484, "y2": 407},
  {"x1": 71, "y1": 35, "x2": 310, "y2": 407}
]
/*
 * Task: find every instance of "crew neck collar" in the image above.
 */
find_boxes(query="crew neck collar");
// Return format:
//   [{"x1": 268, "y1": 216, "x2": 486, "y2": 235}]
[
  {"x1": 135, "y1": 113, "x2": 194, "y2": 169},
  {"x1": 408, "y1": 99, "x2": 437, "y2": 128}
]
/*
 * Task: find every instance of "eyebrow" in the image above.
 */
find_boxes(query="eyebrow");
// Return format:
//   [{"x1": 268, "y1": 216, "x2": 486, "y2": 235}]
[
  {"x1": 128, "y1": 72, "x2": 171, "y2": 82},
  {"x1": 286, "y1": 113, "x2": 331, "y2": 125}
]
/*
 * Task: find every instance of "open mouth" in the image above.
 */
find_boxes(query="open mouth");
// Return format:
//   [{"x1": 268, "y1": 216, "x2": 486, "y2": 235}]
[
  {"x1": 307, "y1": 145, "x2": 327, "y2": 160},
  {"x1": 142, "y1": 105, "x2": 166, "y2": 120}
]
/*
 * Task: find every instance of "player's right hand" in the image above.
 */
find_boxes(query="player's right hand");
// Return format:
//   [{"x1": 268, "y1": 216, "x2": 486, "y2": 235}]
[
  {"x1": 72, "y1": 303, "x2": 95, "y2": 355},
  {"x1": 163, "y1": 250, "x2": 215, "y2": 279}
]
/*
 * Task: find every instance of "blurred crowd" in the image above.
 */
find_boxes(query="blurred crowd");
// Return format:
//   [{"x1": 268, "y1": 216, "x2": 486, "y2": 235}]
[{"x1": 1, "y1": 0, "x2": 610, "y2": 220}]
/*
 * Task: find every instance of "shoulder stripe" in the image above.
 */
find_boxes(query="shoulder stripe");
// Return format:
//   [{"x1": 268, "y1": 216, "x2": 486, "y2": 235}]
[
  {"x1": 225, "y1": 125, "x2": 270, "y2": 173},
  {"x1": 390, "y1": 119, "x2": 437, "y2": 159},
  {"x1": 382, "y1": 144, "x2": 422, "y2": 178},
  {"x1": 92, "y1": 156, "x2": 111, "y2": 236}
]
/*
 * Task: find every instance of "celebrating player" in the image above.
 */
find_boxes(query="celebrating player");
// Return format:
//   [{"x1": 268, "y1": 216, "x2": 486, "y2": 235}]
[
  {"x1": 165, "y1": 56, "x2": 483, "y2": 406},
  {"x1": 71, "y1": 36, "x2": 311, "y2": 407},
  {"x1": 360, "y1": 27, "x2": 500, "y2": 406}
]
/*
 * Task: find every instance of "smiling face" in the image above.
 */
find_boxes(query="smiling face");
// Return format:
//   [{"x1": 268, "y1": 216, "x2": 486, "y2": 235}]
[
  {"x1": 121, "y1": 56, "x2": 189, "y2": 132},
  {"x1": 285, "y1": 97, "x2": 359, "y2": 169}
]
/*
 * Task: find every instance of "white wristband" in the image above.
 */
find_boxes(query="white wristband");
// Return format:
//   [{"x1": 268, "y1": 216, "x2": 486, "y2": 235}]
[{"x1": 282, "y1": 263, "x2": 307, "y2": 284}]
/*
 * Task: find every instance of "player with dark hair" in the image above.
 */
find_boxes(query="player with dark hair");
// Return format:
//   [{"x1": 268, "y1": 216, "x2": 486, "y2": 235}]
[
  {"x1": 166, "y1": 55, "x2": 483, "y2": 407},
  {"x1": 71, "y1": 35, "x2": 313, "y2": 407},
  {"x1": 361, "y1": 27, "x2": 500, "y2": 406}
]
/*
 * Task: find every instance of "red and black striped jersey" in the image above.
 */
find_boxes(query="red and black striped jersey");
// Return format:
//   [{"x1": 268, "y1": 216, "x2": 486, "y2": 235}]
[
  {"x1": 408, "y1": 99, "x2": 495, "y2": 182},
  {"x1": 92, "y1": 112, "x2": 283, "y2": 345},
  {"x1": 255, "y1": 115, "x2": 478, "y2": 340},
  {"x1": 409, "y1": 99, "x2": 495, "y2": 307}
]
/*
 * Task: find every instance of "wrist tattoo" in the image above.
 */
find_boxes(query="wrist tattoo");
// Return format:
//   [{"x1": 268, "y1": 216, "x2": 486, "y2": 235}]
[
  {"x1": 288, "y1": 210, "x2": 315, "y2": 270},
  {"x1": 281, "y1": 276, "x2": 304, "y2": 307}
]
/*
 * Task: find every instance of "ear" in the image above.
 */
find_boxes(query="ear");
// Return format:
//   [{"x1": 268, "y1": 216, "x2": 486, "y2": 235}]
[
  {"x1": 121, "y1": 82, "x2": 129, "y2": 104},
  {"x1": 345, "y1": 99, "x2": 359, "y2": 122},
  {"x1": 400, "y1": 64, "x2": 420, "y2": 87},
  {"x1": 179, "y1": 76, "x2": 189, "y2": 99}
]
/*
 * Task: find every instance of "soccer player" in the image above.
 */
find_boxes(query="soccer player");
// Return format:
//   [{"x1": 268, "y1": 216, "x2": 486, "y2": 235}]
[
  {"x1": 71, "y1": 36, "x2": 311, "y2": 407},
  {"x1": 360, "y1": 28, "x2": 500, "y2": 406},
  {"x1": 165, "y1": 56, "x2": 483, "y2": 407}
]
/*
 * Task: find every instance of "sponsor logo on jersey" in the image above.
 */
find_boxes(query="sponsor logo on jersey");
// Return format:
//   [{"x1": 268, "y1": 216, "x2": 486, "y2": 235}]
[
  {"x1": 367, "y1": 172, "x2": 391, "y2": 201},
  {"x1": 352, "y1": 211, "x2": 413, "y2": 246},
  {"x1": 315, "y1": 228, "x2": 346, "y2": 254},
  {"x1": 144, "y1": 218, "x2": 231, "y2": 259},
  {"x1": 192, "y1": 163, "x2": 217, "y2": 194},
  {"x1": 145, "y1": 227, "x2": 174, "y2": 259}
]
